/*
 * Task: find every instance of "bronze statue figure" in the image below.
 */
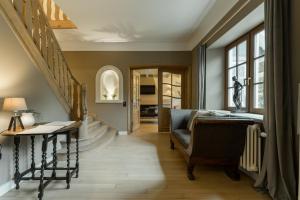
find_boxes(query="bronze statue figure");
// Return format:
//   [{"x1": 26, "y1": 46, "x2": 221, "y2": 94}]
[{"x1": 232, "y1": 76, "x2": 243, "y2": 110}]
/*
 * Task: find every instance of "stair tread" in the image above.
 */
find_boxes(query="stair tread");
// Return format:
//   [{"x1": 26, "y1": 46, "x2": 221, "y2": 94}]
[
  {"x1": 62, "y1": 124, "x2": 109, "y2": 143},
  {"x1": 57, "y1": 128, "x2": 117, "y2": 155}
]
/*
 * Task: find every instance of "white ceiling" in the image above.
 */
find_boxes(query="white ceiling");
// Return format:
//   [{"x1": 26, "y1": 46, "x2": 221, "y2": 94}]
[{"x1": 54, "y1": 0, "x2": 218, "y2": 51}]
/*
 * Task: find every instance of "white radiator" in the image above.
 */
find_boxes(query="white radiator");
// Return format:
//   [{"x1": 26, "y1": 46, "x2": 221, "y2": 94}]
[{"x1": 240, "y1": 124, "x2": 262, "y2": 173}]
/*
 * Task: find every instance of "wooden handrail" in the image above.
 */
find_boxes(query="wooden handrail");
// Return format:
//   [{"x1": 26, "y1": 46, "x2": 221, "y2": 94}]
[
  {"x1": 9, "y1": 0, "x2": 86, "y2": 121},
  {"x1": 39, "y1": 0, "x2": 76, "y2": 29}
]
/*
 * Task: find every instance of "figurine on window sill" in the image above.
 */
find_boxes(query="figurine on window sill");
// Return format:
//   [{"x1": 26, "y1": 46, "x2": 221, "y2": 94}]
[{"x1": 232, "y1": 76, "x2": 243, "y2": 112}]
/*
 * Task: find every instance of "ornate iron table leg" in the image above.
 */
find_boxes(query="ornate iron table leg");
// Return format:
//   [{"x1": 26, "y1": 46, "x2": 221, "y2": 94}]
[
  {"x1": 38, "y1": 135, "x2": 48, "y2": 200},
  {"x1": 31, "y1": 136, "x2": 36, "y2": 179},
  {"x1": 66, "y1": 134, "x2": 71, "y2": 189},
  {"x1": 14, "y1": 136, "x2": 21, "y2": 190},
  {"x1": 75, "y1": 133, "x2": 79, "y2": 178},
  {"x1": 52, "y1": 135, "x2": 57, "y2": 178}
]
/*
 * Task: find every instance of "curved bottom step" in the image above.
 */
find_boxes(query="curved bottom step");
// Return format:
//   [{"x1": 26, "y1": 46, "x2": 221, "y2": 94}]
[{"x1": 57, "y1": 127, "x2": 117, "y2": 160}]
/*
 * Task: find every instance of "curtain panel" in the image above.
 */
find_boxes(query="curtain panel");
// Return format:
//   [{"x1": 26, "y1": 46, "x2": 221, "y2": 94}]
[
  {"x1": 197, "y1": 44, "x2": 207, "y2": 110},
  {"x1": 254, "y1": 0, "x2": 297, "y2": 199}
]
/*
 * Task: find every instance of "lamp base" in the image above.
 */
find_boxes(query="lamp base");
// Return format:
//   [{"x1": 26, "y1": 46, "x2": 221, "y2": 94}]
[{"x1": 8, "y1": 116, "x2": 25, "y2": 132}]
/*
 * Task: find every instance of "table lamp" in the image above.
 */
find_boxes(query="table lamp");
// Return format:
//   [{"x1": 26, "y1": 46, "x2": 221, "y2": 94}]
[{"x1": 2, "y1": 98, "x2": 27, "y2": 131}]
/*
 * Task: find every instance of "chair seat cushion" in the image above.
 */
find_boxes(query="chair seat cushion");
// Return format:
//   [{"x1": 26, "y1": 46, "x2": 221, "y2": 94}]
[{"x1": 173, "y1": 129, "x2": 191, "y2": 149}]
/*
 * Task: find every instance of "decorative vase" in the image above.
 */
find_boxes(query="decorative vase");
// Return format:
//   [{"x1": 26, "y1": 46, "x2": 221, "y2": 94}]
[{"x1": 21, "y1": 113, "x2": 35, "y2": 128}]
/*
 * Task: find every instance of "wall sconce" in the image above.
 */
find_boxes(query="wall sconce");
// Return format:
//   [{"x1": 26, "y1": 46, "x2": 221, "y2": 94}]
[{"x1": 2, "y1": 98, "x2": 27, "y2": 131}]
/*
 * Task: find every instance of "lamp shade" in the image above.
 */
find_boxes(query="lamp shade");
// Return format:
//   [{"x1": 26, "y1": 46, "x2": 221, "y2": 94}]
[{"x1": 2, "y1": 98, "x2": 27, "y2": 112}]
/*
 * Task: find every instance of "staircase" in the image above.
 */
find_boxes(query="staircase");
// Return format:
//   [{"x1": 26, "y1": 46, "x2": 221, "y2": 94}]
[
  {"x1": 57, "y1": 115, "x2": 117, "y2": 160},
  {"x1": 0, "y1": 0, "x2": 117, "y2": 151},
  {"x1": 0, "y1": 0, "x2": 85, "y2": 121}
]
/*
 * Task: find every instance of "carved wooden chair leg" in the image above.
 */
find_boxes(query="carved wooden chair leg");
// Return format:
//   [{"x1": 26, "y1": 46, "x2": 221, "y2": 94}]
[
  {"x1": 224, "y1": 162, "x2": 240, "y2": 181},
  {"x1": 170, "y1": 138, "x2": 175, "y2": 150},
  {"x1": 187, "y1": 161, "x2": 196, "y2": 181}
]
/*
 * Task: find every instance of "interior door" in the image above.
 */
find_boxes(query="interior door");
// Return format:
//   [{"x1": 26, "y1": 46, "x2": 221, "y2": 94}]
[
  {"x1": 131, "y1": 70, "x2": 141, "y2": 131},
  {"x1": 158, "y1": 68, "x2": 186, "y2": 132}
]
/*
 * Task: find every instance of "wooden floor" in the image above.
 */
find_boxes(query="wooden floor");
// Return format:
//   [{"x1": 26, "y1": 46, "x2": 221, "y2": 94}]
[{"x1": 0, "y1": 124, "x2": 270, "y2": 200}]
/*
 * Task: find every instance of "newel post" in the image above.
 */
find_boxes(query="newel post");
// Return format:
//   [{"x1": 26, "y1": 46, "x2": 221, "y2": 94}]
[
  {"x1": 70, "y1": 80, "x2": 79, "y2": 121},
  {"x1": 79, "y1": 83, "x2": 88, "y2": 139}
]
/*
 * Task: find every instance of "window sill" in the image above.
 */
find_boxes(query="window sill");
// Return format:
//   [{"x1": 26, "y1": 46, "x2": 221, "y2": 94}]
[{"x1": 230, "y1": 112, "x2": 263, "y2": 121}]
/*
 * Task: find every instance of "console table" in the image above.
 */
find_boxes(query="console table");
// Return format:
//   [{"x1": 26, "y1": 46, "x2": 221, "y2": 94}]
[{"x1": 1, "y1": 122, "x2": 81, "y2": 200}]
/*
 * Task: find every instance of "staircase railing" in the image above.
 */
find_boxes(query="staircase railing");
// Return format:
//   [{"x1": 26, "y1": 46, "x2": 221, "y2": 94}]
[
  {"x1": 39, "y1": 0, "x2": 76, "y2": 29},
  {"x1": 5, "y1": 0, "x2": 86, "y2": 121}
]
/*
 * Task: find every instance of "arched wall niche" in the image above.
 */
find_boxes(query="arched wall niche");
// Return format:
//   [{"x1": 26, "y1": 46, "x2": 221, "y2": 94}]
[{"x1": 95, "y1": 65, "x2": 123, "y2": 103}]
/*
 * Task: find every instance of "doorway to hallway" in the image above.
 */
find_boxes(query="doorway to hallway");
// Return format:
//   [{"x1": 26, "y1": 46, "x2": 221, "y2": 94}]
[
  {"x1": 131, "y1": 68, "x2": 158, "y2": 133},
  {"x1": 130, "y1": 67, "x2": 188, "y2": 134}
]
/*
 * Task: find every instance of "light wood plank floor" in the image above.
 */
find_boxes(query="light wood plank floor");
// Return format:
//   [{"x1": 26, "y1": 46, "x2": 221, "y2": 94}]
[{"x1": 0, "y1": 124, "x2": 270, "y2": 200}]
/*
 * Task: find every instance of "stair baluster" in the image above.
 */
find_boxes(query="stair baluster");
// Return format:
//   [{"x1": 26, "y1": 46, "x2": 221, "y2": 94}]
[{"x1": 4, "y1": 0, "x2": 85, "y2": 121}]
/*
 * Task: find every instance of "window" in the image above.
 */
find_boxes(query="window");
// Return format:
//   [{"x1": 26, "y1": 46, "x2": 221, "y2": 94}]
[
  {"x1": 225, "y1": 24, "x2": 265, "y2": 114},
  {"x1": 96, "y1": 65, "x2": 123, "y2": 103},
  {"x1": 162, "y1": 72, "x2": 182, "y2": 109},
  {"x1": 226, "y1": 37, "x2": 249, "y2": 110},
  {"x1": 252, "y1": 29, "x2": 265, "y2": 112}
]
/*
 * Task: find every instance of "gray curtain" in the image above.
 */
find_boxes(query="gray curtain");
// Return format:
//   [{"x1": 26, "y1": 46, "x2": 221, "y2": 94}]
[
  {"x1": 254, "y1": 0, "x2": 297, "y2": 199},
  {"x1": 198, "y1": 44, "x2": 206, "y2": 110}
]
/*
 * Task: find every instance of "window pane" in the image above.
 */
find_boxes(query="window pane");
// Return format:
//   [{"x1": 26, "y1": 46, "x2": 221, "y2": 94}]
[
  {"x1": 163, "y1": 84, "x2": 171, "y2": 96},
  {"x1": 228, "y1": 68, "x2": 236, "y2": 87},
  {"x1": 163, "y1": 96, "x2": 171, "y2": 108},
  {"x1": 228, "y1": 88, "x2": 235, "y2": 107},
  {"x1": 172, "y1": 74, "x2": 181, "y2": 86},
  {"x1": 237, "y1": 41, "x2": 247, "y2": 64},
  {"x1": 163, "y1": 72, "x2": 171, "y2": 84},
  {"x1": 254, "y1": 30, "x2": 265, "y2": 58},
  {"x1": 172, "y1": 86, "x2": 181, "y2": 98},
  {"x1": 241, "y1": 87, "x2": 247, "y2": 108},
  {"x1": 254, "y1": 84, "x2": 264, "y2": 109},
  {"x1": 237, "y1": 64, "x2": 247, "y2": 85},
  {"x1": 254, "y1": 57, "x2": 265, "y2": 83},
  {"x1": 228, "y1": 47, "x2": 237, "y2": 68},
  {"x1": 172, "y1": 98, "x2": 181, "y2": 109}
]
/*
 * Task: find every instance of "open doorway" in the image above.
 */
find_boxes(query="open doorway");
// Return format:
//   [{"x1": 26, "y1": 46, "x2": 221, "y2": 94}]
[{"x1": 131, "y1": 68, "x2": 158, "y2": 133}]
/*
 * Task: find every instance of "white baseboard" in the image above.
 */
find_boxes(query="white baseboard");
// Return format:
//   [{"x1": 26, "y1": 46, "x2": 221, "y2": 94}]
[
  {"x1": 0, "y1": 181, "x2": 15, "y2": 197},
  {"x1": 118, "y1": 131, "x2": 128, "y2": 136}
]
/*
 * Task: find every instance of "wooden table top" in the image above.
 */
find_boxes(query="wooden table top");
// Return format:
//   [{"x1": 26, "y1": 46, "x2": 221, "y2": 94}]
[{"x1": 0, "y1": 121, "x2": 81, "y2": 136}]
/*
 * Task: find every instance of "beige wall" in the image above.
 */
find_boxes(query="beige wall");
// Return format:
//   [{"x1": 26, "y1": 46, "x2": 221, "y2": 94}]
[
  {"x1": 206, "y1": 48, "x2": 225, "y2": 110},
  {"x1": 64, "y1": 51, "x2": 192, "y2": 131},
  {"x1": 291, "y1": 0, "x2": 300, "y2": 126},
  {"x1": 0, "y1": 15, "x2": 69, "y2": 187}
]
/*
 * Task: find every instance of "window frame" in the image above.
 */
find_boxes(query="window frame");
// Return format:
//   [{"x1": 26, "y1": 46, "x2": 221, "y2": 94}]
[
  {"x1": 225, "y1": 34, "x2": 250, "y2": 112},
  {"x1": 250, "y1": 24, "x2": 265, "y2": 114},
  {"x1": 225, "y1": 23, "x2": 265, "y2": 114},
  {"x1": 162, "y1": 72, "x2": 182, "y2": 109}
]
